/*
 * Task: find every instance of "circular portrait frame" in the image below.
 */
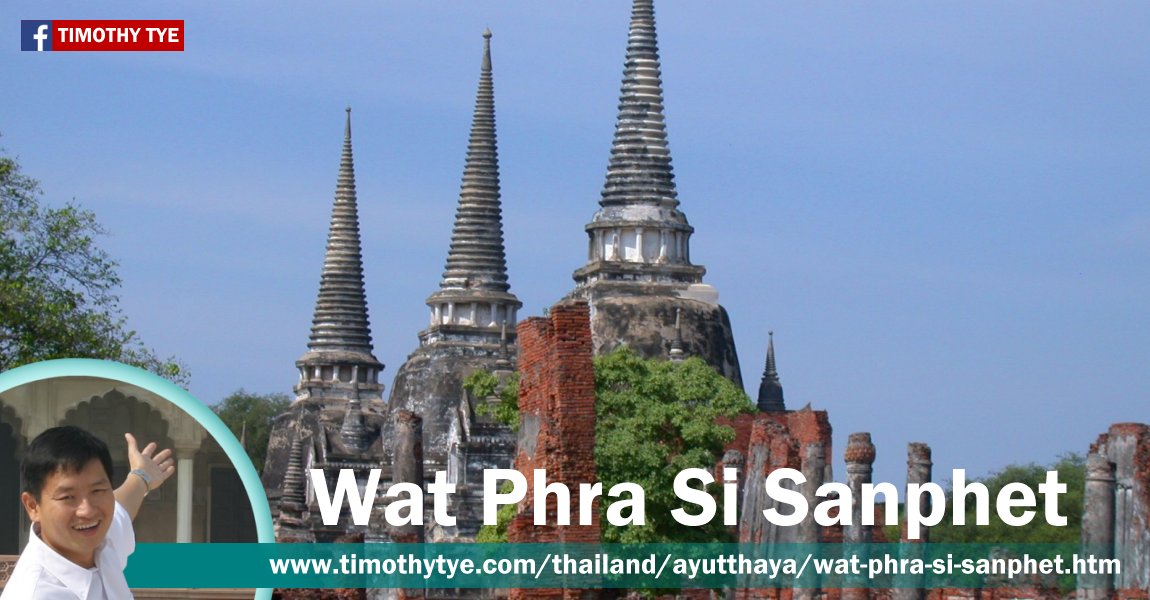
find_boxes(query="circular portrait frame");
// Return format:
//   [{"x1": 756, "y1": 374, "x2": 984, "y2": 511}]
[{"x1": 0, "y1": 358, "x2": 274, "y2": 600}]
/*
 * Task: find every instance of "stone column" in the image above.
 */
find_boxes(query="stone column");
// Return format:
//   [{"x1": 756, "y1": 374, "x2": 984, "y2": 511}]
[
  {"x1": 176, "y1": 449, "x2": 195, "y2": 543},
  {"x1": 844, "y1": 433, "x2": 876, "y2": 543},
  {"x1": 392, "y1": 411, "x2": 425, "y2": 600},
  {"x1": 794, "y1": 442, "x2": 825, "y2": 600},
  {"x1": 1079, "y1": 452, "x2": 1115, "y2": 600},
  {"x1": 893, "y1": 443, "x2": 931, "y2": 600},
  {"x1": 392, "y1": 410, "x2": 424, "y2": 544},
  {"x1": 843, "y1": 433, "x2": 876, "y2": 600}
]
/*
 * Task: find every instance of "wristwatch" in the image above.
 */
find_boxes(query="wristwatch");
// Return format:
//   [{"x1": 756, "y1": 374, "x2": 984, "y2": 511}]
[{"x1": 130, "y1": 469, "x2": 153, "y2": 495}]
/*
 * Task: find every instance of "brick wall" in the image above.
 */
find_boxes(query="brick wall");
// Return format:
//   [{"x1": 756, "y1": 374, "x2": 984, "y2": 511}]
[{"x1": 509, "y1": 300, "x2": 599, "y2": 600}]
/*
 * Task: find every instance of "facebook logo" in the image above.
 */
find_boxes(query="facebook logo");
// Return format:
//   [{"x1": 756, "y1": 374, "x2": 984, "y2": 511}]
[{"x1": 21, "y1": 20, "x2": 53, "y2": 51}]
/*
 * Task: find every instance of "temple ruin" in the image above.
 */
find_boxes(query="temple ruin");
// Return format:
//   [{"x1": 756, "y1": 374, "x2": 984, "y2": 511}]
[
  {"x1": 564, "y1": 0, "x2": 742, "y2": 388},
  {"x1": 262, "y1": 108, "x2": 394, "y2": 544},
  {"x1": 254, "y1": 3, "x2": 1150, "y2": 600}
]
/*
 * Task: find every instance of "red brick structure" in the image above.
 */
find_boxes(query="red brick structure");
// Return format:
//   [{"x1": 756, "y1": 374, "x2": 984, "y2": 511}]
[
  {"x1": 725, "y1": 408, "x2": 834, "y2": 600},
  {"x1": 723, "y1": 407, "x2": 833, "y2": 545},
  {"x1": 1081, "y1": 423, "x2": 1150, "y2": 600},
  {"x1": 495, "y1": 302, "x2": 1150, "y2": 600},
  {"x1": 924, "y1": 587, "x2": 1061, "y2": 600},
  {"x1": 509, "y1": 300, "x2": 600, "y2": 600}
]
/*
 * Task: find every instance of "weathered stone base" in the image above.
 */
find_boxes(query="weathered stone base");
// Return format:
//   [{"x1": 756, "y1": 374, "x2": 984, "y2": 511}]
[
  {"x1": 569, "y1": 283, "x2": 742, "y2": 387},
  {"x1": 388, "y1": 341, "x2": 513, "y2": 468}
]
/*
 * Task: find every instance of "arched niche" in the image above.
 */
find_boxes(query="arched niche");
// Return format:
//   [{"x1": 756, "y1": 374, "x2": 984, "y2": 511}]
[
  {"x1": 0, "y1": 402, "x2": 26, "y2": 554},
  {"x1": 196, "y1": 434, "x2": 258, "y2": 543}
]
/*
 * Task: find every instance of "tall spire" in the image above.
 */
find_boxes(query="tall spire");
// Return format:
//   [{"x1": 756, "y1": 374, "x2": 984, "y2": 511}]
[
  {"x1": 306, "y1": 108, "x2": 377, "y2": 359},
  {"x1": 438, "y1": 28, "x2": 511, "y2": 295},
  {"x1": 422, "y1": 30, "x2": 521, "y2": 345},
  {"x1": 601, "y1": 0, "x2": 677, "y2": 208},
  {"x1": 295, "y1": 109, "x2": 382, "y2": 404},
  {"x1": 574, "y1": 0, "x2": 704, "y2": 287},
  {"x1": 757, "y1": 331, "x2": 785, "y2": 412}
]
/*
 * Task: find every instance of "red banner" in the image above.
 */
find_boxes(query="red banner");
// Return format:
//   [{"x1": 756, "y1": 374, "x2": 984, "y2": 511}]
[{"x1": 52, "y1": 20, "x2": 184, "y2": 51}]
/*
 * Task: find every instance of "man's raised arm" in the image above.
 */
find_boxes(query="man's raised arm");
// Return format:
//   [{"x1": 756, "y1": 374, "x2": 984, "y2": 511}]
[{"x1": 115, "y1": 432, "x2": 176, "y2": 519}]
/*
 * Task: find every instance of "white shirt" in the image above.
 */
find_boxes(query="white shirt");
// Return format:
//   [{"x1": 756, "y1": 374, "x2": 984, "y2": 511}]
[{"x1": 1, "y1": 502, "x2": 135, "y2": 600}]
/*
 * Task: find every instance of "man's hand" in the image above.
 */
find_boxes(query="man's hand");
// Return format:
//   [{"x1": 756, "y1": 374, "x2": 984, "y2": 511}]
[
  {"x1": 116, "y1": 433, "x2": 177, "y2": 519},
  {"x1": 125, "y1": 433, "x2": 176, "y2": 493}
]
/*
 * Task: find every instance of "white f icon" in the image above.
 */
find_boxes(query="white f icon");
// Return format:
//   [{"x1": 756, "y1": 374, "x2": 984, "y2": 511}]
[{"x1": 34, "y1": 24, "x2": 49, "y2": 51}]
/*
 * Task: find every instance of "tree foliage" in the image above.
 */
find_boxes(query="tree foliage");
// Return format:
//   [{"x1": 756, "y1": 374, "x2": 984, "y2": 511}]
[
  {"x1": 595, "y1": 348, "x2": 753, "y2": 543},
  {"x1": 0, "y1": 145, "x2": 186, "y2": 383},
  {"x1": 475, "y1": 482, "x2": 518, "y2": 543},
  {"x1": 931, "y1": 453, "x2": 1085, "y2": 544},
  {"x1": 474, "y1": 347, "x2": 754, "y2": 543},
  {"x1": 463, "y1": 369, "x2": 519, "y2": 431},
  {"x1": 211, "y1": 389, "x2": 292, "y2": 473}
]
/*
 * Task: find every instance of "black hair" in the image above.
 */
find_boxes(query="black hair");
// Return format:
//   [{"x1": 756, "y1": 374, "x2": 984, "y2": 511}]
[{"x1": 21, "y1": 426, "x2": 114, "y2": 500}]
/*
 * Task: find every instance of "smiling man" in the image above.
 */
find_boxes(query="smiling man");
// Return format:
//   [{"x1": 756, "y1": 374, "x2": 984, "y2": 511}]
[{"x1": 1, "y1": 426, "x2": 175, "y2": 599}]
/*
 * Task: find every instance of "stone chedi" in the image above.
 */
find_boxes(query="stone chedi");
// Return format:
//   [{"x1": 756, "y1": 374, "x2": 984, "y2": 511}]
[
  {"x1": 388, "y1": 30, "x2": 520, "y2": 529},
  {"x1": 567, "y1": 0, "x2": 742, "y2": 386},
  {"x1": 757, "y1": 331, "x2": 785, "y2": 412},
  {"x1": 262, "y1": 109, "x2": 394, "y2": 542}
]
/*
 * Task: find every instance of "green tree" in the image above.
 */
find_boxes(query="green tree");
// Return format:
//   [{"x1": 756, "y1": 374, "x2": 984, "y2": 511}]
[
  {"x1": 0, "y1": 145, "x2": 186, "y2": 383},
  {"x1": 931, "y1": 453, "x2": 1085, "y2": 544},
  {"x1": 595, "y1": 348, "x2": 752, "y2": 543},
  {"x1": 211, "y1": 389, "x2": 292, "y2": 473},
  {"x1": 475, "y1": 481, "x2": 518, "y2": 543},
  {"x1": 474, "y1": 347, "x2": 754, "y2": 543},
  {"x1": 463, "y1": 370, "x2": 519, "y2": 430}
]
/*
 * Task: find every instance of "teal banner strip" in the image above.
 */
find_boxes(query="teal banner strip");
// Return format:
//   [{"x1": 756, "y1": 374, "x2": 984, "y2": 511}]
[{"x1": 126, "y1": 543, "x2": 1112, "y2": 590}]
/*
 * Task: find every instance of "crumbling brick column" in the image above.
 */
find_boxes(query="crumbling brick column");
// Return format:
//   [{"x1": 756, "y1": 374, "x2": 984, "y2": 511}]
[
  {"x1": 1080, "y1": 452, "x2": 1115, "y2": 600},
  {"x1": 893, "y1": 443, "x2": 932, "y2": 600},
  {"x1": 391, "y1": 410, "x2": 425, "y2": 544},
  {"x1": 509, "y1": 300, "x2": 599, "y2": 600},
  {"x1": 795, "y1": 442, "x2": 826, "y2": 600},
  {"x1": 844, "y1": 433, "x2": 876, "y2": 545},
  {"x1": 1082, "y1": 422, "x2": 1150, "y2": 599},
  {"x1": 843, "y1": 433, "x2": 876, "y2": 600}
]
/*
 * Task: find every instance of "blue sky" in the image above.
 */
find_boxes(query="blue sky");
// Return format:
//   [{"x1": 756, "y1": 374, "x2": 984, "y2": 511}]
[{"x1": 4, "y1": 1, "x2": 1149, "y2": 488}]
